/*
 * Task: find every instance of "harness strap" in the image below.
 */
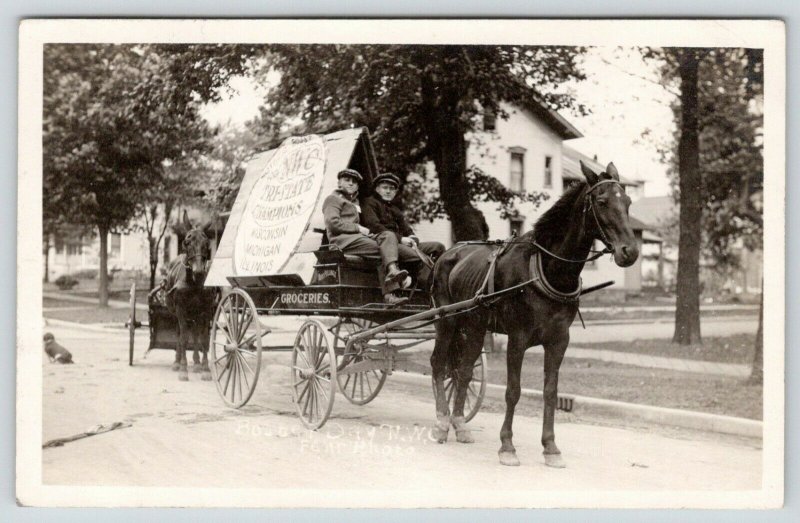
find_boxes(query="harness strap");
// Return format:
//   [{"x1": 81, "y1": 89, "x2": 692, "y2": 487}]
[{"x1": 528, "y1": 251, "x2": 582, "y2": 304}]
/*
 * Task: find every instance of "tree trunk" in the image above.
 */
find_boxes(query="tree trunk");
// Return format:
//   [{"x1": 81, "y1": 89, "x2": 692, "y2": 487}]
[
  {"x1": 419, "y1": 70, "x2": 488, "y2": 242},
  {"x1": 748, "y1": 284, "x2": 764, "y2": 385},
  {"x1": 431, "y1": 125, "x2": 488, "y2": 241},
  {"x1": 149, "y1": 236, "x2": 158, "y2": 290},
  {"x1": 43, "y1": 234, "x2": 50, "y2": 283},
  {"x1": 672, "y1": 49, "x2": 703, "y2": 345},
  {"x1": 98, "y1": 224, "x2": 109, "y2": 307}
]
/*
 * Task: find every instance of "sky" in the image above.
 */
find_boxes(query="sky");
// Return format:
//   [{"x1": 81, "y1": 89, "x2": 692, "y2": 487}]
[{"x1": 200, "y1": 47, "x2": 676, "y2": 197}]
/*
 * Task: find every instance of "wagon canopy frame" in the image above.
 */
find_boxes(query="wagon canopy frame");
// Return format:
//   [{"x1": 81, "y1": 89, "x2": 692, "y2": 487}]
[{"x1": 205, "y1": 127, "x2": 380, "y2": 287}]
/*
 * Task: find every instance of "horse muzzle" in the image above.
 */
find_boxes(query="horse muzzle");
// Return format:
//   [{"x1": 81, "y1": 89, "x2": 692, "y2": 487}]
[{"x1": 613, "y1": 244, "x2": 639, "y2": 267}]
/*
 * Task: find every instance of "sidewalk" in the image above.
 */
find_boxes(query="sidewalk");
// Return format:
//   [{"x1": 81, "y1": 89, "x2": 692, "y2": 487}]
[
  {"x1": 567, "y1": 346, "x2": 749, "y2": 378},
  {"x1": 44, "y1": 291, "x2": 147, "y2": 311}
]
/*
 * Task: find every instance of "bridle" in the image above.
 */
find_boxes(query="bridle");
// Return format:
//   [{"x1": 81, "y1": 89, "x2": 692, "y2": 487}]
[
  {"x1": 183, "y1": 232, "x2": 210, "y2": 273},
  {"x1": 532, "y1": 178, "x2": 623, "y2": 264}
]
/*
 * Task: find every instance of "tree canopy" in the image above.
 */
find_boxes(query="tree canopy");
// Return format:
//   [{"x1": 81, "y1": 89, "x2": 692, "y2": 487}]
[
  {"x1": 43, "y1": 43, "x2": 254, "y2": 303},
  {"x1": 256, "y1": 44, "x2": 587, "y2": 240}
]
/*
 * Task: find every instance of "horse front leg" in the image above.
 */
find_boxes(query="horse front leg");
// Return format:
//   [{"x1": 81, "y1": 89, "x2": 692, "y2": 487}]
[
  {"x1": 430, "y1": 318, "x2": 456, "y2": 443},
  {"x1": 176, "y1": 311, "x2": 190, "y2": 381},
  {"x1": 200, "y1": 318, "x2": 212, "y2": 381},
  {"x1": 541, "y1": 339, "x2": 568, "y2": 468},
  {"x1": 498, "y1": 336, "x2": 526, "y2": 466},
  {"x1": 191, "y1": 323, "x2": 203, "y2": 373}
]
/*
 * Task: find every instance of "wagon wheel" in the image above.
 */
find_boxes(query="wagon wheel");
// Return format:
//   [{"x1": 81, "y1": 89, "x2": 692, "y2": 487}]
[
  {"x1": 210, "y1": 288, "x2": 263, "y2": 408},
  {"x1": 333, "y1": 318, "x2": 387, "y2": 406},
  {"x1": 291, "y1": 320, "x2": 337, "y2": 430},
  {"x1": 127, "y1": 282, "x2": 137, "y2": 366},
  {"x1": 443, "y1": 351, "x2": 488, "y2": 423}
]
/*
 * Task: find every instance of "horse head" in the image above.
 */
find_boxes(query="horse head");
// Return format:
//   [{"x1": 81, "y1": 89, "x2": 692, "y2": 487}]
[
  {"x1": 580, "y1": 161, "x2": 639, "y2": 268},
  {"x1": 180, "y1": 210, "x2": 211, "y2": 284}
]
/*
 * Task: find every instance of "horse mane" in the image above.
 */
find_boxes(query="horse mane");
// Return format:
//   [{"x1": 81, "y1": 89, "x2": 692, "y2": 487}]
[{"x1": 529, "y1": 181, "x2": 587, "y2": 245}]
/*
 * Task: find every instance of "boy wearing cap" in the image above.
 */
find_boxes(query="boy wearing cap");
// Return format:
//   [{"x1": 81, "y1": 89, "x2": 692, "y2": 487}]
[
  {"x1": 322, "y1": 168, "x2": 410, "y2": 305},
  {"x1": 362, "y1": 173, "x2": 446, "y2": 291}
]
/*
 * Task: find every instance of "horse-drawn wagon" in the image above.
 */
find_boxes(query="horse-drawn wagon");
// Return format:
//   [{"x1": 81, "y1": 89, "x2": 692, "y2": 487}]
[{"x1": 127, "y1": 126, "x2": 638, "y2": 468}]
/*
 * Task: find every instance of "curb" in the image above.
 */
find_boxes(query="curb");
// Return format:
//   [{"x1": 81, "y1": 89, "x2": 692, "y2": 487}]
[
  {"x1": 391, "y1": 372, "x2": 762, "y2": 439},
  {"x1": 43, "y1": 317, "x2": 126, "y2": 334}
]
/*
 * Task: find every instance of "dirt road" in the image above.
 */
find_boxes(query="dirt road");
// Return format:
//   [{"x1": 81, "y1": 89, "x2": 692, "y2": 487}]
[{"x1": 40, "y1": 325, "x2": 762, "y2": 506}]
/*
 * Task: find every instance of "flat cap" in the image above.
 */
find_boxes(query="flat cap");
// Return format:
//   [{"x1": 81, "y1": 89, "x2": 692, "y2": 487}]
[
  {"x1": 337, "y1": 168, "x2": 363, "y2": 182},
  {"x1": 373, "y1": 172, "x2": 401, "y2": 188}
]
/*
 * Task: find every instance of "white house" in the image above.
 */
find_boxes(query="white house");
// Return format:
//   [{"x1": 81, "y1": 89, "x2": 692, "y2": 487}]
[{"x1": 413, "y1": 100, "x2": 649, "y2": 297}]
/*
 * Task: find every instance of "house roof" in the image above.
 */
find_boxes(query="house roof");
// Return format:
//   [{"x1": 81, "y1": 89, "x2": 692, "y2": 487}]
[
  {"x1": 520, "y1": 97, "x2": 583, "y2": 140},
  {"x1": 561, "y1": 146, "x2": 641, "y2": 187},
  {"x1": 629, "y1": 196, "x2": 676, "y2": 229}
]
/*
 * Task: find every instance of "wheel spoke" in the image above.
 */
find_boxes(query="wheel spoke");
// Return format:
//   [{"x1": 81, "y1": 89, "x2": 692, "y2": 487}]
[
  {"x1": 238, "y1": 354, "x2": 251, "y2": 392},
  {"x1": 364, "y1": 372, "x2": 373, "y2": 396},
  {"x1": 222, "y1": 352, "x2": 234, "y2": 395},
  {"x1": 236, "y1": 355, "x2": 244, "y2": 403},
  {"x1": 296, "y1": 378, "x2": 311, "y2": 404},
  {"x1": 239, "y1": 351, "x2": 254, "y2": 375},
  {"x1": 238, "y1": 310, "x2": 254, "y2": 343},
  {"x1": 214, "y1": 352, "x2": 231, "y2": 366},
  {"x1": 302, "y1": 380, "x2": 312, "y2": 416},
  {"x1": 296, "y1": 347, "x2": 312, "y2": 369}
]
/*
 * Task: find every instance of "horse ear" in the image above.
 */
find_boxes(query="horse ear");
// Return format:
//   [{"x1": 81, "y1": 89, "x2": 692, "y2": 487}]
[
  {"x1": 182, "y1": 209, "x2": 191, "y2": 229},
  {"x1": 605, "y1": 162, "x2": 620, "y2": 181},
  {"x1": 580, "y1": 161, "x2": 599, "y2": 185}
]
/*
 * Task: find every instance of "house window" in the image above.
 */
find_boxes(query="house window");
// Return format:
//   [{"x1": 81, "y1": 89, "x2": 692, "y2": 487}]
[
  {"x1": 66, "y1": 243, "x2": 82, "y2": 256},
  {"x1": 110, "y1": 233, "x2": 121, "y2": 257},
  {"x1": 544, "y1": 156, "x2": 553, "y2": 188},
  {"x1": 163, "y1": 236, "x2": 172, "y2": 264},
  {"x1": 509, "y1": 151, "x2": 525, "y2": 192},
  {"x1": 510, "y1": 218, "x2": 525, "y2": 237},
  {"x1": 483, "y1": 109, "x2": 497, "y2": 131},
  {"x1": 55, "y1": 238, "x2": 64, "y2": 255}
]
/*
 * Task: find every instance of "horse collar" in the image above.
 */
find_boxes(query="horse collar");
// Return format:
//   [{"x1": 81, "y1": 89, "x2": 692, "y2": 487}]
[{"x1": 529, "y1": 251, "x2": 582, "y2": 304}]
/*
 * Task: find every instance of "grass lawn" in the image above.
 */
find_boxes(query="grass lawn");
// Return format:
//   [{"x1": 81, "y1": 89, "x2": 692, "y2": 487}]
[
  {"x1": 405, "y1": 347, "x2": 762, "y2": 420},
  {"x1": 574, "y1": 334, "x2": 757, "y2": 365},
  {"x1": 492, "y1": 351, "x2": 761, "y2": 420},
  {"x1": 43, "y1": 304, "x2": 146, "y2": 325}
]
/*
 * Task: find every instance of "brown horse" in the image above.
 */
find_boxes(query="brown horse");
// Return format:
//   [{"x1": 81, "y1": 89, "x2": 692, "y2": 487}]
[
  {"x1": 164, "y1": 211, "x2": 215, "y2": 381},
  {"x1": 430, "y1": 161, "x2": 639, "y2": 467}
]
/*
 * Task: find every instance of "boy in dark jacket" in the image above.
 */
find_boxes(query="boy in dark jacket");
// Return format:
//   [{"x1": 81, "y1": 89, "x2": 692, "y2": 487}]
[{"x1": 362, "y1": 173, "x2": 445, "y2": 291}]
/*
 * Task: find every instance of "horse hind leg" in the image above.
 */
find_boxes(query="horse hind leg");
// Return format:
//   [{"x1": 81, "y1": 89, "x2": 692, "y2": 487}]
[
  {"x1": 450, "y1": 322, "x2": 485, "y2": 444},
  {"x1": 431, "y1": 317, "x2": 457, "y2": 443}
]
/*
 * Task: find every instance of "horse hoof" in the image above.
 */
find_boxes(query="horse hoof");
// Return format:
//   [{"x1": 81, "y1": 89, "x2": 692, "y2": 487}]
[
  {"x1": 455, "y1": 429, "x2": 475, "y2": 444},
  {"x1": 192, "y1": 364, "x2": 203, "y2": 373},
  {"x1": 201, "y1": 372, "x2": 212, "y2": 381},
  {"x1": 498, "y1": 451, "x2": 520, "y2": 467},
  {"x1": 431, "y1": 427, "x2": 449, "y2": 444},
  {"x1": 544, "y1": 453, "x2": 566, "y2": 468},
  {"x1": 179, "y1": 372, "x2": 189, "y2": 382}
]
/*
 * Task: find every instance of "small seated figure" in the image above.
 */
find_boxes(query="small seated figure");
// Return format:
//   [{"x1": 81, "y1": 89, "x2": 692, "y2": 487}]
[
  {"x1": 43, "y1": 332, "x2": 74, "y2": 364},
  {"x1": 322, "y1": 168, "x2": 410, "y2": 305},
  {"x1": 362, "y1": 172, "x2": 446, "y2": 292}
]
